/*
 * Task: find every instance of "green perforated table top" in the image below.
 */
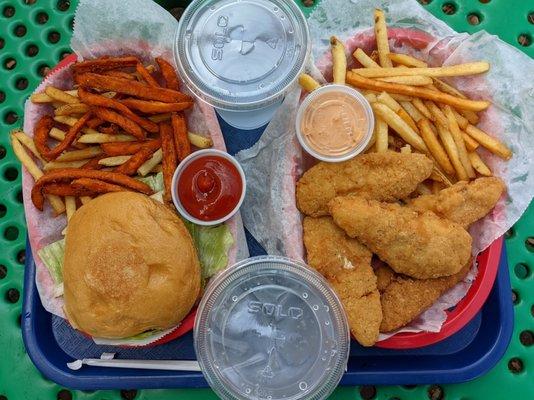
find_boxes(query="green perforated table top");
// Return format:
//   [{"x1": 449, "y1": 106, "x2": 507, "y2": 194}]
[{"x1": 0, "y1": 1, "x2": 532, "y2": 399}]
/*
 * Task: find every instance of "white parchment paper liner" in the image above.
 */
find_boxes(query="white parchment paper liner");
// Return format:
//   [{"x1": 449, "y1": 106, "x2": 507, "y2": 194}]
[{"x1": 236, "y1": 0, "x2": 534, "y2": 339}]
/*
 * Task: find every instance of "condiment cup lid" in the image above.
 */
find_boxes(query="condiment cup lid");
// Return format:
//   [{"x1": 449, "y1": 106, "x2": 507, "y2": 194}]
[
  {"x1": 174, "y1": 0, "x2": 310, "y2": 111},
  {"x1": 295, "y1": 84, "x2": 375, "y2": 163},
  {"x1": 171, "y1": 149, "x2": 246, "y2": 226},
  {"x1": 194, "y1": 256, "x2": 350, "y2": 400}
]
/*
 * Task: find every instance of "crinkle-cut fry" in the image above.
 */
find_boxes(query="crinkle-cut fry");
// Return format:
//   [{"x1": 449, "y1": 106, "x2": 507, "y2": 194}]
[
  {"x1": 115, "y1": 148, "x2": 154, "y2": 175},
  {"x1": 137, "y1": 148, "x2": 163, "y2": 176},
  {"x1": 464, "y1": 124, "x2": 512, "y2": 160},
  {"x1": 443, "y1": 105, "x2": 475, "y2": 178},
  {"x1": 11, "y1": 134, "x2": 65, "y2": 214},
  {"x1": 136, "y1": 63, "x2": 160, "y2": 87},
  {"x1": 400, "y1": 101, "x2": 423, "y2": 123},
  {"x1": 347, "y1": 72, "x2": 490, "y2": 111},
  {"x1": 98, "y1": 155, "x2": 132, "y2": 166},
  {"x1": 77, "y1": 133, "x2": 136, "y2": 144},
  {"x1": 330, "y1": 36, "x2": 347, "y2": 84},
  {"x1": 100, "y1": 139, "x2": 161, "y2": 156},
  {"x1": 31, "y1": 169, "x2": 153, "y2": 211},
  {"x1": 54, "y1": 103, "x2": 90, "y2": 116},
  {"x1": 378, "y1": 75, "x2": 433, "y2": 86},
  {"x1": 463, "y1": 131, "x2": 479, "y2": 151},
  {"x1": 12, "y1": 130, "x2": 45, "y2": 163},
  {"x1": 75, "y1": 73, "x2": 191, "y2": 103},
  {"x1": 188, "y1": 132, "x2": 213, "y2": 149},
  {"x1": 45, "y1": 86, "x2": 79, "y2": 104},
  {"x1": 119, "y1": 98, "x2": 193, "y2": 114},
  {"x1": 65, "y1": 196, "x2": 76, "y2": 221},
  {"x1": 171, "y1": 112, "x2": 191, "y2": 161},
  {"x1": 412, "y1": 98, "x2": 432, "y2": 119},
  {"x1": 418, "y1": 118, "x2": 454, "y2": 175},
  {"x1": 78, "y1": 88, "x2": 159, "y2": 133},
  {"x1": 72, "y1": 56, "x2": 139, "y2": 74},
  {"x1": 71, "y1": 178, "x2": 128, "y2": 194},
  {"x1": 43, "y1": 183, "x2": 93, "y2": 197},
  {"x1": 374, "y1": 9, "x2": 393, "y2": 68},
  {"x1": 353, "y1": 48, "x2": 380, "y2": 68},
  {"x1": 160, "y1": 122, "x2": 177, "y2": 201},
  {"x1": 298, "y1": 74, "x2": 321, "y2": 92},
  {"x1": 469, "y1": 151, "x2": 492, "y2": 176},
  {"x1": 156, "y1": 57, "x2": 180, "y2": 91},
  {"x1": 92, "y1": 106, "x2": 145, "y2": 139},
  {"x1": 102, "y1": 70, "x2": 136, "y2": 80},
  {"x1": 372, "y1": 102, "x2": 427, "y2": 152},
  {"x1": 388, "y1": 53, "x2": 428, "y2": 68},
  {"x1": 44, "y1": 160, "x2": 88, "y2": 171},
  {"x1": 352, "y1": 62, "x2": 490, "y2": 78},
  {"x1": 436, "y1": 123, "x2": 468, "y2": 180},
  {"x1": 374, "y1": 117, "x2": 388, "y2": 153}
]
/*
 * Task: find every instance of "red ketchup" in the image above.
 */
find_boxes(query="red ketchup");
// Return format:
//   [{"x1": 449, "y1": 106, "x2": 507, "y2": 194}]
[{"x1": 177, "y1": 155, "x2": 243, "y2": 222}]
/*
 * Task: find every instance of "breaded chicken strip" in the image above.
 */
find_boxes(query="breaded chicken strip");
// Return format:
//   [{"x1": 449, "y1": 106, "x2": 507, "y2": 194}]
[
  {"x1": 378, "y1": 262, "x2": 471, "y2": 332},
  {"x1": 303, "y1": 216, "x2": 381, "y2": 346},
  {"x1": 408, "y1": 177, "x2": 505, "y2": 228},
  {"x1": 296, "y1": 152, "x2": 433, "y2": 217},
  {"x1": 329, "y1": 196, "x2": 472, "y2": 279}
]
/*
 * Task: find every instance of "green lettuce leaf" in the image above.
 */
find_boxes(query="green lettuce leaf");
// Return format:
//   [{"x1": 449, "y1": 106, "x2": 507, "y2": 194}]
[
  {"x1": 182, "y1": 220, "x2": 234, "y2": 279},
  {"x1": 136, "y1": 172, "x2": 164, "y2": 193},
  {"x1": 37, "y1": 239, "x2": 65, "y2": 285}
]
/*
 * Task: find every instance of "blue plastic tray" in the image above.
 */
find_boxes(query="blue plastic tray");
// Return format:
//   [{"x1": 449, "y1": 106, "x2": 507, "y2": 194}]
[{"x1": 22, "y1": 118, "x2": 514, "y2": 389}]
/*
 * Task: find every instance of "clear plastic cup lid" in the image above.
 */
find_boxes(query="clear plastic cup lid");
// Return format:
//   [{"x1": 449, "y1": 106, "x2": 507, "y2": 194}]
[
  {"x1": 175, "y1": 0, "x2": 310, "y2": 111},
  {"x1": 194, "y1": 256, "x2": 350, "y2": 400}
]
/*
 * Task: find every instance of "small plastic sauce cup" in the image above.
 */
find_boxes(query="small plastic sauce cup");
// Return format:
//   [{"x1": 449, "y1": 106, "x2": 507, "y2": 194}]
[{"x1": 296, "y1": 84, "x2": 374, "y2": 162}]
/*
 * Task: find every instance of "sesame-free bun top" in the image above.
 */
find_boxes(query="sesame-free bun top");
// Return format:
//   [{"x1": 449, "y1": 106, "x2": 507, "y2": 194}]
[{"x1": 63, "y1": 192, "x2": 201, "y2": 339}]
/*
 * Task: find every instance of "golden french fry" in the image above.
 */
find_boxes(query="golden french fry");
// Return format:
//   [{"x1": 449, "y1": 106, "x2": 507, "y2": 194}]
[
  {"x1": 378, "y1": 75, "x2": 433, "y2": 86},
  {"x1": 400, "y1": 101, "x2": 423, "y2": 123},
  {"x1": 372, "y1": 102, "x2": 427, "y2": 151},
  {"x1": 364, "y1": 92, "x2": 378, "y2": 103},
  {"x1": 464, "y1": 124, "x2": 512, "y2": 160},
  {"x1": 425, "y1": 101, "x2": 448, "y2": 126},
  {"x1": 469, "y1": 151, "x2": 492, "y2": 176},
  {"x1": 374, "y1": 117, "x2": 388, "y2": 153},
  {"x1": 450, "y1": 108, "x2": 469, "y2": 130},
  {"x1": 353, "y1": 48, "x2": 380, "y2": 68},
  {"x1": 44, "y1": 160, "x2": 87, "y2": 171},
  {"x1": 431, "y1": 80, "x2": 481, "y2": 123},
  {"x1": 11, "y1": 134, "x2": 65, "y2": 214},
  {"x1": 98, "y1": 155, "x2": 132, "y2": 166},
  {"x1": 56, "y1": 147, "x2": 103, "y2": 162},
  {"x1": 137, "y1": 149, "x2": 163, "y2": 176},
  {"x1": 65, "y1": 196, "x2": 76, "y2": 221},
  {"x1": 417, "y1": 119, "x2": 454, "y2": 175},
  {"x1": 53, "y1": 115, "x2": 102, "y2": 136},
  {"x1": 400, "y1": 144, "x2": 412, "y2": 154},
  {"x1": 444, "y1": 105, "x2": 475, "y2": 178},
  {"x1": 459, "y1": 109, "x2": 479, "y2": 124},
  {"x1": 298, "y1": 74, "x2": 321, "y2": 92},
  {"x1": 54, "y1": 103, "x2": 90, "y2": 116},
  {"x1": 148, "y1": 113, "x2": 172, "y2": 123},
  {"x1": 80, "y1": 196, "x2": 92, "y2": 205},
  {"x1": 31, "y1": 90, "x2": 79, "y2": 103},
  {"x1": 374, "y1": 9, "x2": 393, "y2": 67},
  {"x1": 436, "y1": 123, "x2": 468, "y2": 180},
  {"x1": 330, "y1": 36, "x2": 347, "y2": 84},
  {"x1": 77, "y1": 133, "x2": 136, "y2": 144},
  {"x1": 416, "y1": 182, "x2": 432, "y2": 195},
  {"x1": 432, "y1": 166, "x2": 454, "y2": 187},
  {"x1": 49, "y1": 127, "x2": 66, "y2": 141},
  {"x1": 346, "y1": 72, "x2": 490, "y2": 111},
  {"x1": 12, "y1": 130, "x2": 45, "y2": 163},
  {"x1": 377, "y1": 92, "x2": 417, "y2": 131},
  {"x1": 463, "y1": 131, "x2": 479, "y2": 151},
  {"x1": 351, "y1": 62, "x2": 490, "y2": 78},
  {"x1": 388, "y1": 53, "x2": 428, "y2": 68},
  {"x1": 412, "y1": 98, "x2": 432, "y2": 119},
  {"x1": 45, "y1": 86, "x2": 79, "y2": 104},
  {"x1": 397, "y1": 108, "x2": 418, "y2": 132},
  {"x1": 188, "y1": 132, "x2": 213, "y2": 149},
  {"x1": 365, "y1": 90, "x2": 413, "y2": 102}
]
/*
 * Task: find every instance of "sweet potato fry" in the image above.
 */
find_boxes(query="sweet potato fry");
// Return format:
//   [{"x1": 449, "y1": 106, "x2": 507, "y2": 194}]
[
  {"x1": 156, "y1": 57, "x2": 180, "y2": 91},
  {"x1": 34, "y1": 115, "x2": 55, "y2": 160},
  {"x1": 42, "y1": 183, "x2": 93, "y2": 197},
  {"x1": 160, "y1": 122, "x2": 177, "y2": 201},
  {"x1": 75, "y1": 73, "x2": 191, "y2": 103},
  {"x1": 346, "y1": 72, "x2": 490, "y2": 111},
  {"x1": 81, "y1": 155, "x2": 106, "y2": 170},
  {"x1": 119, "y1": 98, "x2": 193, "y2": 114},
  {"x1": 136, "y1": 63, "x2": 160, "y2": 87},
  {"x1": 86, "y1": 117, "x2": 104, "y2": 129},
  {"x1": 102, "y1": 70, "x2": 136, "y2": 80},
  {"x1": 78, "y1": 88, "x2": 159, "y2": 133},
  {"x1": 31, "y1": 169, "x2": 153, "y2": 210},
  {"x1": 171, "y1": 112, "x2": 191, "y2": 161},
  {"x1": 93, "y1": 106, "x2": 145, "y2": 139},
  {"x1": 71, "y1": 178, "x2": 127, "y2": 194},
  {"x1": 99, "y1": 124, "x2": 120, "y2": 135},
  {"x1": 72, "y1": 56, "x2": 139, "y2": 74},
  {"x1": 115, "y1": 148, "x2": 154, "y2": 175},
  {"x1": 100, "y1": 139, "x2": 161, "y2": 156}
]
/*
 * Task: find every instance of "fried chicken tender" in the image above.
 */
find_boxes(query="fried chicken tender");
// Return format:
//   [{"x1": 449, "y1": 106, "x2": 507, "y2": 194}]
[
  {"x1": 303, "y1": 216, "x2": 381, "y2": 346},
  {"x1": 329, "y1": 196, "x2": 472, "y2": 279},
  {"x1": 408, "y1": 177, "x2": 505, "y2": 228},
  {"x1": 378, "y1": 261, "x2": 471, "y2": 332},
  {"x1": 296, "y1": 152, "x2": 433, "y2": 217}
]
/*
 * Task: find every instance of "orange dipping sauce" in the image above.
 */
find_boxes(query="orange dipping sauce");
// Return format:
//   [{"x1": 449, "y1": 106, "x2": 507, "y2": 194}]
[{"x1": 177, "y1": 155, "x2": 243, "y2": 222}]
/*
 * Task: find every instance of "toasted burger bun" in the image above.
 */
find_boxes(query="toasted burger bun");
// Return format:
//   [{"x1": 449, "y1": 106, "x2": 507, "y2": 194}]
[{"x1": 63, "y1": 192, "x2": 201, "y2": 339}]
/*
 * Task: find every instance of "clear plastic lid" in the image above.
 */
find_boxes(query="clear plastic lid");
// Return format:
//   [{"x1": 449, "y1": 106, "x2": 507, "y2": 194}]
[
  {"x1": 174, "y1": 0, "x2": 310, "y2": 111},
  {"x1": 194, "y1": 256, "x2": 350, "y2": 400}
]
